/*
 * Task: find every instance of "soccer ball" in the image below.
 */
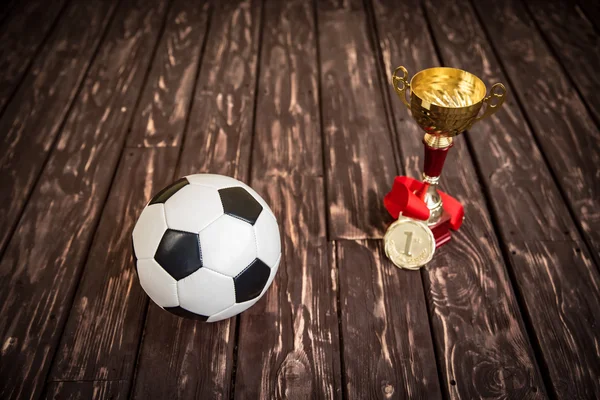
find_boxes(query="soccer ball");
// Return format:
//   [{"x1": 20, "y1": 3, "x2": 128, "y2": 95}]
[{"x1": 131, "y1": 174, "x2": 281, "y2": 322}]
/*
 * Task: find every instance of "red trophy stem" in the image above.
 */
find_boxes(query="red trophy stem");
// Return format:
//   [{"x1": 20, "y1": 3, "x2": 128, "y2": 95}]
[{"x1": 422, "y1": 139, "x2": 452, "y2": 177}]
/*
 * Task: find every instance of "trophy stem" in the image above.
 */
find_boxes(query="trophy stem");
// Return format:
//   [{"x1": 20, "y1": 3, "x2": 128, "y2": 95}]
[
  {"x1": 420, "y1": 174, "x2": 443, "y2": 225},
  {"x1": 420, "y1": 134, "x2": 453, "y2": 226}
]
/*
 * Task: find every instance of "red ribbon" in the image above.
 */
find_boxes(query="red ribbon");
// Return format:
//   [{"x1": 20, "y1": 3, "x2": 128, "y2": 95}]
[
  {"x1": 384, "y1": 176, "x2": 430, "y2": 220},
  {"x1": 384, "y1": 176, "x2": 464, "y2": 230}
]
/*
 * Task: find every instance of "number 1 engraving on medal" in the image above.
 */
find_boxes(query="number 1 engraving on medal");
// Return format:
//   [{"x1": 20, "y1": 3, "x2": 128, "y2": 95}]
[
  {"x1": 384, "y1": 217, "x2": 435, "y2": 270},
  {"x1": 403, "y1": 231, "x2": 413, "y2": 256}
]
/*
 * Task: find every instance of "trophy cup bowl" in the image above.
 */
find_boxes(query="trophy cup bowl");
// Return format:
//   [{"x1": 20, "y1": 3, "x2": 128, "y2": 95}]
[
  {"x1": 383, "y1": 66, "x2": 506, "y2": 269},
  {"x1": 392, "y1": 66, "x2": 506, "y2": 141}
]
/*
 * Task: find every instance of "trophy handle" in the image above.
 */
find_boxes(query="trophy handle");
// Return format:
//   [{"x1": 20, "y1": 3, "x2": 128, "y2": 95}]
[
  {"x1": 392, "y1": 66, "x2": 411, "y2": 109},
  {"x1": 474, "y1": 83, "x2": 507, "y2": 122}
]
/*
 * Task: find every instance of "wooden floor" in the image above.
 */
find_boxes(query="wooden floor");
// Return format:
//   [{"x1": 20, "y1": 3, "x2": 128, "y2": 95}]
[{"x1": 1, "y1": 0, "x2": 599, "y2": 399}]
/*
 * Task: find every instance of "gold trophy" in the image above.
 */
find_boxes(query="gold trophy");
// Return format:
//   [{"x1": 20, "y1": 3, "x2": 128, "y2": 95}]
[{"x1": 384, "y1": 66, "x2": 506, "y2": 269}]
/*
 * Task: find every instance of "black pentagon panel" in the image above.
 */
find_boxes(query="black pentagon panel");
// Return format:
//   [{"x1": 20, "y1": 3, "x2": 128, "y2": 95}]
[
  {"x1": 149, "y1": 177, "x2": 189, "y2": 205},
  {"x1": 164, "y1": 306, "x2": 209, "y2": 321},
  {"x1": 234, "y1": 258, "x2": 270, "y2": 303},
  {"x1": 155, "y1": 229, "x2": 202, "y2": 280},
  {"x1": 218, "y1": 186, "x2": 263, "y2": 225}
]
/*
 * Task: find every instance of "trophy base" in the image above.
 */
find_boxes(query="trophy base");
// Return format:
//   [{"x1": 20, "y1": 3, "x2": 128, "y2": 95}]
[
  {"x1": 430, "y1": 212, "x2": 452, "y2": 247},
  {"x1": 430, "y1": 190, "x2": 465, "y2": 248}
]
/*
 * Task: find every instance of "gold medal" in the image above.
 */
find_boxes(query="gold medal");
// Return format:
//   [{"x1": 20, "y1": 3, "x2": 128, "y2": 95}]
[{"x1": 384, "y1": 216, "x2": 435, "y2": 270}]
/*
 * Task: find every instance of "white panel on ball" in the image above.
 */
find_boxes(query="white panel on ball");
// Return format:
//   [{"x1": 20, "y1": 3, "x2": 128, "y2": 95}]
[
  {"x1": 177, "y1": 268, "x2": 235, "y2": 316},
  {"x1": 137, "y1": 259, "x2": 179, "y2": 308},
  {"x1": 253, "y1": 211, "x2": 281, "y2": 267},
  {"x1": 185, "y1": 174, "x2": 242, "y2": 189},
  {"x1": 164, "y1": 184, "x2": 223, "y2": 233},
  {"x1": 132, "y1": 204, "x2": 168, "y2": 259},
  {"x1": 199, "y1": 214, "x2": 257, "y2": 277},
  {"x1": 206, "y1": 297, "x2": 260, "y2": 322}
]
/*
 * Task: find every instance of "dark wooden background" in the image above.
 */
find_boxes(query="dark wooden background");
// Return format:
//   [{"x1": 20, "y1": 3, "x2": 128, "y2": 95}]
[{"x1": 0, "y1": 0, "x2": 599, "y2": 399}]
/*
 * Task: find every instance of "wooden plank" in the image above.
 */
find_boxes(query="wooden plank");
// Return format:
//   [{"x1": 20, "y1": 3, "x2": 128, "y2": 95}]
[
  {"x1": 317, "y1": 0, "x2": 398, "y2": 239},
  {"x1": 317, "y1": 2, "x2": 444, "y2": 396},
  {"x1": 508, "y1": 240, "x2": 600, "y2": 399},
  {"x1": 45, "y1": 381, "x2": 128, "y2": 400},
  {"x1": 421, "y1": 142, "x2": 546, "y2": 399},
  {"x1": 126, "y1": 0, "x2": 209, "y2": 147},
  {"x1": 0, "y1": 0, "x2": 68, "y2": 111},
  {"x1": 525, "y1": 0, "x2": 600, "y2": 123},
  {"x1": 235, "y1": 177, "x2": 342, "y2": 399},
  {"x1": 175, "y1": 0, "x2": 261, "y2": 181},
  {"x1": 423, "y1": 0, "x2": 600, "y2": 397},
  {"x1": 337, "y1": 239, "x2": 442, "y2": 399},
  {"x1": 372, "y1": 0, "x2": 547, "y2": 397},
  {"x1": 48, "y1": 148, "x2": 178, "y2": 385},
  {"x1": 0, "y1": 1, "x2": 170, "y2": 398},
  {"x1": 420, "y1": 0, "x2": 574, "y2": 241},
  {"x1": 46, "y1": 3, "x2": 208, "y2": 395},
  {"x1": 251, "y1": 0, "x2": 322, "y2": 176},
  {"x1": 131, "y1": 1, "x2": 262, "y2": 398},
  {"x1": 472, "y1": 0, "x2": 600, "y2": 263},
  {"x1": 0, "y1": 0, "x2": 118, "y2": 255},
  {"x1": 234, "y1": 3, "x2": 341, "y2": 397},
  {"x1": 47, "y1": 0, "x2": 209, "y2": 388},
  {"x1": 133, "y1": 303, "x2": 237, "y2": 400}
]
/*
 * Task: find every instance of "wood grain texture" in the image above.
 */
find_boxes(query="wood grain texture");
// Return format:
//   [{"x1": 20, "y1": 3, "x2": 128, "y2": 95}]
[
  {"x1": 423, "y1": 0, "x2": 600, "y2": 397},
  {"x1": 507, "y1": 240, "x2": 600, "y2": 399},
  {"x1": 317, "y1": 0, "x2": 397, "y2": 239},
  {"x1": 46, "y1": 3, "x2": 208, "y2": 389},
  {"x1": 46, "y1": 2, "x2": 209, "y2": 393},
  {"x1": 525, "y1": 0, "x2": 600, "y2": 123},
  {"x1": 133, "y1": 303, "x2": 237, "y2": 400},
  {"x1": 251, "y1": 0, "x2": 322, "y2": 176},
  {"x1": 0, "y1": 1, "x2": 170, "y2": 398},
  {"x1": 235, "y1": 176, "x2": 342, "y2": 399},
  {"x1": 473, "y1": 0, "x2": 600, "y2": 277},
  {"x1": 372, "y1": 0, "x2": 546, "y2": 397},
  {"x1": 575, "y1": 0, "x2": 600, "y2": 30},
  {"x1": 131, "y1": 1, "x2": 262, "y2": 398},
  {"x1": 45, "y1": 380, "x2": 128, "y2": 400},
  {"x1": 337, "y1": 239, "x2": 442, "y2": 400},
  {"x1": 0, "y1": 0, "x2": 598, "y2": 397},
  {"x1": 179, "y1": 0, "x2": 262, "y2": 180},
  {"x1": 421, "y1": 0, "x2": 575, "y2": 241},
  {"x1": 420, "y1": 142, "x2": 545, "y2": 399},
  {"x1": 48, "y1": 148, "x2": 178, "y2": 383},
  {"x1": 233, "y1": 2, "x2": 341, "y2": 397},
  {"x1": 0, "y1": 0, "x2": 67, "y2": 110},
  {"x1": 0, "y1": 0, "x2": 118, "y2": 255},
  {"x1": 126, "y1": 0, "x2": 209, "y2": 147}
]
